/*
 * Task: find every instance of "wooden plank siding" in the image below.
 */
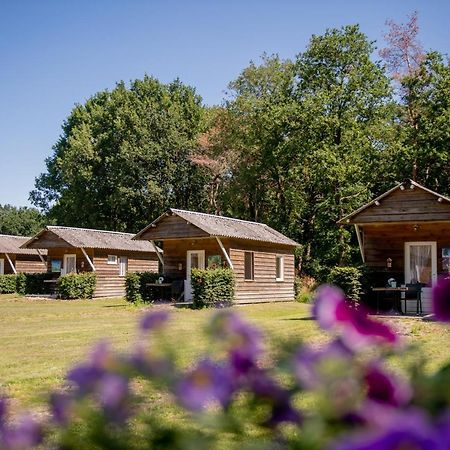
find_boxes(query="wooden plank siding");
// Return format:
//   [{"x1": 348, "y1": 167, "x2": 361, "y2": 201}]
[
  {"x1": 46, "y1": 248, "x2": 159, "y2": 298},
  {"x1": 0, "y1": 253, "x2": 46, "y2": 274},
  {"x1": 139, "y1": 214, "x2": 210, "y2": 240},
  {"x1": 161, "y1": 237, "x2": 295, "y2": 303},
  {"x1": 352, "y1": 188, "x2": 450, "y2": 224},
  {"x1": 93, "y1": 250, "x2": 158, "y2": 298}
]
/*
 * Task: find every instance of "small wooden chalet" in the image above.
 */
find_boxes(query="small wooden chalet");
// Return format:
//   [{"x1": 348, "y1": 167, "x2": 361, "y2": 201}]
[
  {"x1": 0, "y1": 234, "x2": 47, "y2": 275},
  {"x1": 338, "y1": 179, "x2": 450, "y2": 313},
  {"x1": 21, "y1": 226, "x2": 161, "y2": 297},
  {"x1": 133, "y1": 209, "x2": 298, "y2": 303}
]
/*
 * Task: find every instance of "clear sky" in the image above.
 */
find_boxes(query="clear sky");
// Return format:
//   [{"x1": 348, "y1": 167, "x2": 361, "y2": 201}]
[{"x1": 1, "y1": 0, "x2": 449, "y2": 208}]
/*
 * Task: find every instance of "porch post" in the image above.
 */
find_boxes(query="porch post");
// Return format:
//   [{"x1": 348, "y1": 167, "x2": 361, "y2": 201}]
[
  {"x1": 215, "y1": 237, "x2": 234, "y2": 269},
  {"x1": 5, "y1": 253, "x2": 17, "y2": 274},
  {"x1": 354, "y1": 225, "x2": 365, "y2": 263},
  {"x1": 81, "y1": 248, "x2": 96, "y2": 271},
  {"x1": 36, "y1": 249, "x2": 46, "y2": 264},
  {"x1": 150, "y1": 240, "x2": 164, "y2": 267}
]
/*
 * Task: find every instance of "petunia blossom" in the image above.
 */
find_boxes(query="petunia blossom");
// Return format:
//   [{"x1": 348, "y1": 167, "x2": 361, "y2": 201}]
[
  {"x1": 432, "y1": 277, "x2": 450, "y2": 322},
  {"x1": 0, "y1": 414, "x2": 43, "y2": 450},
  {"x1": 176, "y1": 358, "x2": 235, "y2": 412},
  {"x1": 313, "y1": 285, "x2": 399, "y2": 351},
  {"x1": 139, "y1": 310, "x2": 170, "y2": 333}
]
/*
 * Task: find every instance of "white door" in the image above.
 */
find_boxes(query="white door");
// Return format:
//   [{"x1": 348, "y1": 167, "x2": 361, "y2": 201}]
[
  {"x1": 185, "y1": 250, "x2": 205, "y2": 301},
  {"x1": 0, "y1": 258, "x2": 4, "y2": 275},
  {"x1": 63, "y1": 254, "x2": 77, "y2": 275},
  {"x1": 405, "y1": 242, "x2": 437, "y2": 285}
]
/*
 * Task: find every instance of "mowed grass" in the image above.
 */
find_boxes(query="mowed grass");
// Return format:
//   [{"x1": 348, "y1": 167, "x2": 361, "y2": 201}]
[{"x1": 0, "y1": 295, "x2": 450, "y2": 411}]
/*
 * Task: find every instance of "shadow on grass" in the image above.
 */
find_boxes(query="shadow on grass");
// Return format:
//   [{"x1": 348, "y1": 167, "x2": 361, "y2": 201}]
[
  {"x1": 102, "y1": 305, "x2": 129, "y2": 308},
  {"x1": 282, "y1": 317, "x2": 315, "y2": 321}
]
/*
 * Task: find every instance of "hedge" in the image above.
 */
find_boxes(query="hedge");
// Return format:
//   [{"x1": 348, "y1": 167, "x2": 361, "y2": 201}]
[
  {"x1": 327, "y1": 266, "x2": 362, "y2": 302},
  {"x1": 125, "y1": 272, "x2": 160, "y2": 303},
  {"x1": 57, "y1": 273, "x2": 97, "y2": 299},
  {"x1": 0, "y1": 274, "x2": 18, "y2": 294},
  {"x1": 191, "y1": 268, "x2": 235, "y2": 309}
]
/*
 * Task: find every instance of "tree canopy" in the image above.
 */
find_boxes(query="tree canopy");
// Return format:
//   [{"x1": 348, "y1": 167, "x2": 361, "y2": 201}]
[
  {"x1": 28, "y1": 19, "x2": 450, "y2": 280},
  {"x1": 0, "y1": 204, "x2": 46, "y2": 236}
]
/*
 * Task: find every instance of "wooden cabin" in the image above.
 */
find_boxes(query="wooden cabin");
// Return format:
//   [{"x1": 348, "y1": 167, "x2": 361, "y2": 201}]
[
  {"x1": 0, "y1": 234, "x2": 47, "y2": 274},
  {"x1": 133, "y1": 209, "x2": 298, "y2": 303},
  {"x1": 21, "y1": 226, "x2": 161, "y2": 297},
  {"x1": 338, "y1": 179, "x2": 450, "y2": 313}
]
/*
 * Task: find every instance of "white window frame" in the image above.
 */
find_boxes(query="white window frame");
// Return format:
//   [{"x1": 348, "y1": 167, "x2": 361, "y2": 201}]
[
  {"x1": 276, "y1": 255, "x2": 284, "y2": 282},
  {"x1": 63, "y1": 254, "x2": 77, "y2": 275},
  {"x1": 0, "y1": 258, "x2": 4, "y2": 275},
  {"x1": 118, "y1": 256, "x2": 128, "y2": 277},
  {"x1": 244, "y1": 251, "x2": 254, "y2": 281},
  {"x1": 404, "y1": 241, "x2": 437, "y2": 285},
  {"x1": 107, "y1": 255, "x2": 117, "y2": 265}
]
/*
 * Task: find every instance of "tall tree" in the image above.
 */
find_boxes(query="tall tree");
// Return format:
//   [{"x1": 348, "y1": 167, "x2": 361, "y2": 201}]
[
  {"x1": 0, "y1": 204, "x2": 47, "y2": 236},
  {"x1": 30, "y1": 76, "x2": 208, "y2": 232}
]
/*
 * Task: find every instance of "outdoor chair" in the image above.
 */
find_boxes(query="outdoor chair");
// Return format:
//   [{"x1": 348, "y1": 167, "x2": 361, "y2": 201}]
[{"x1": 402, "y1": 283, "x2": 423, "y2": 315}]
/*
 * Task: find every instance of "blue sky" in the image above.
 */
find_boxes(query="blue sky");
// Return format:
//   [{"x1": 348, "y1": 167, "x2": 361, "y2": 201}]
[{"x1": 1, "y1": 0, "x2": 449, "y2": 208}]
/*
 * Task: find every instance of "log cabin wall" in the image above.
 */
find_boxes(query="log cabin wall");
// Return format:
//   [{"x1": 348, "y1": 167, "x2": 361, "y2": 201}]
[
  {"x1": 93, "y1": 250, "x2": 158, "y2": 298},
  {"x1": 161, "y1": 238, "x2": 295, "y2": 303},
  {"x1": 139, "y1": 214, "x2": 210, "y2": 240},
  {"x1": 15, "y1": 255, "x2": 46, "y2": 273},
  {"x1": 228, "y1": 240, "x2": 295, "y2": 303},
  {"x1": 46, "y1": 248, "x2": 158, "y2": 297}
]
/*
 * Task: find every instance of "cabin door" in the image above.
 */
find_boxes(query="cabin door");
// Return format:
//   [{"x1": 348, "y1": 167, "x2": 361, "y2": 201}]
[
  {"x1": 63, "y1": 254, "x2": 77, "y2": 275},
  {"x1": 405, "y1": 242, "x2": 437, "y2": 285},
  {"x1": 185, "y1": 250, "x2": 205, "y2": 301},
  {"x1": 0, "y1": 258, "x2": 4, "y2": 275}
]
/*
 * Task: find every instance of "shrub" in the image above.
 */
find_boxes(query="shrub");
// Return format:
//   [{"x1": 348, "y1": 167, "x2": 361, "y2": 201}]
[
  {"x1": 327, "y1": 266, "x2": 362, "y2": 301},
  {"x1": 125, "y1": 272, "x2": 160, "y2": 303},
  {"x1": 0, "y1": 274, "x2": 18, "y2": 294},
  {"x1": 191, "y1": 268, "x2": 235, "y2": 309},
  {"x1": 294, "y1": 275, "x2": 316, "y2": 303},
  {"x1": 57, "y1": 273, "x2": 97, "y2": 299},
  {"x1": 15, "y1": 273, "x2": 26, "y2": 295},
  {"x1": 24, "y1": 272, "x2": 54, "y2": 295}
]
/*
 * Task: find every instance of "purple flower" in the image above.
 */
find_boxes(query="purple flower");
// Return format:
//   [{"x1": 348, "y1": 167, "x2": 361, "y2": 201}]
[
  {"x1": 313, "y1": 285, "x2": 399, "y2": 351},
  {"x1": 66, "y1": 363, "x2": 105, "y2": 394},
  {"x1": 363, "y1": 363, "x2": 411, "y2": 407},
  {"x1": 98, "y1": 374, "x2": 129, "y2": 410},
  {"x1": 0, "y1": 415, "x2": 43, "y2": 450},
  {"x1": 140, "y1": 310, "x2": 170, "y2": 333},
  {"x1": 209, "y1": 311, "x2": 262, "y2": 374},
  {"x1": 294, "y1": 339, "x2": 352, "y2": 389},
  {"x1": 432, "y1": 277, "x2": 450, "y2": 322},
  {"x1": 330, "y1": 427, "x2": 440, "y2": 450},
  {"x1": 176, "y1": 359, "x2": 234, "y2": 412},
  {"x1": 49, "y1": 392, "x2": 73, "y2": 425},
  {"x1": 128, "y1": 345, "x2": 173, "y2": 379}
]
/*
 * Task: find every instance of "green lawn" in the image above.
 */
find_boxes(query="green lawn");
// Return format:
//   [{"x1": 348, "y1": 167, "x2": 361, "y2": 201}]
[{"x1": 0, "y1": 295, "x2": 449, "y2": 411}]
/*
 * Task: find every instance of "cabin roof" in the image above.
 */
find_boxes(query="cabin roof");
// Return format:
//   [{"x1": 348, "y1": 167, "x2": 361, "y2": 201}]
[
  {"x1": 0, "y1": 234, "x2": 48, "y2": 256},
  {"x1": 134, "y1": 208, "x2": 299, "y2": 247},
  {"x1": 21, "y1": 226, "x2": 160, "y2": 253},
  {"x1": 338, "y1": 179, "x2": 450, "y2": 225}
]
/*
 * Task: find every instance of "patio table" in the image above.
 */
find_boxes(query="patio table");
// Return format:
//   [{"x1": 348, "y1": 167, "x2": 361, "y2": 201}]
[
  {"x1": 145, "y1": 283, "x2": 172, "y2": 300},
  {"x1": 372, "y1": 287, "x2": 409, "y2": 315}
]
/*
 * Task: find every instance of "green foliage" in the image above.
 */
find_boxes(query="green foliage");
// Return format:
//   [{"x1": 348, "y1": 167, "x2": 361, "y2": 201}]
[
  {"x1": 0, "y1": 274, "x2": 18, "y2": 294},
  {"x1": 191, "y1": 268, "x2": 235, "y2": 309},
  {"x1": 31, "y1": 76, "x2": 208, "y2": 232},
  {"x1": 57, "y1": 273, "x2": 97, "y2": 299},
  {"x1": 0, "y1": 204, "x2": 47, "y2": 236},
  {"x1": 327, "y1": 266, "x2": 363, "y2": 301},
  {"x1": 125, "y1": 272, "x2": 160, "y2": 303},
  {"x1": 294, "y1": 275, "x2": 316, "y2": 303},
  {"x1": 15, "y1": 273, "x2": 26, "y2": 295}
]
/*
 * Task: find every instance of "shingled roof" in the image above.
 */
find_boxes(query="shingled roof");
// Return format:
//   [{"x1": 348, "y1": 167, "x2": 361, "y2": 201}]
[
  {"x1": 135, "y1": 209, "x2": 299, "y2": 247},
  {"x1": 21, "y1": 226, "x2": 159, "y2": 253},
  {"x1": 0, "y1": 234, "x2": 47, "y2": 256}
]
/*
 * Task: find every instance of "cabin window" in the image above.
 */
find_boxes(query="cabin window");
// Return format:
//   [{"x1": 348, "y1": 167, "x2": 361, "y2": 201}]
[
  {"x1": 276, "y1": 255, "x2": 284, "y2": 281},
  {"x1": 244, "y1": 252, "x2": 254, "y2": 281},
  {"x1": 118, "y1": 256, "x2": 128, "y2": 276},
  {"x1": 51, "y1": 259, "x2": 62, "y2": 273},
  {"x1": 0, "y1": 259, "x2": 4, "y2": 275},
  {"x1": 107, "y1": 255, "x2": 117, "y2": 265}
]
